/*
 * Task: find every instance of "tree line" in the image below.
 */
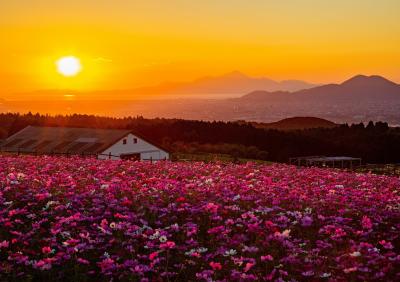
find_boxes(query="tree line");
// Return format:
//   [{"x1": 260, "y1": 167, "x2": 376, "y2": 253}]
[{"x1": 0, "y1": 113, "x2": 399, "y2": 164}]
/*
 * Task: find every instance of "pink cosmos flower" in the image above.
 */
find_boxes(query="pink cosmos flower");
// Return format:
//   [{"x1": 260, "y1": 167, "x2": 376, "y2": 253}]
[
  {"x1": 209, "y1": 261, "x2": 222, "y2": 270},
  {"x1": 42, "y1": 246, "x2": 52, "y2": 254},
  {"x1": 35, "y1": 192, "x2": 50, "y2": 201},
  {"x1": 34, "y1": 259, "x2": 52, "y2": 270},
  {"x1": 149, "y1": 252, "x2": 158, "y2": 260},
  {"x1": 204, "y1": 202, "x2": 219, "y2": 213},
  {"x1": 176, "y1": 196, "x2": 186, "y2": 202},
  {"x1": 77, "y1": 258, "x2": 90, "y2": 265},
  {"x1": 244, "y1": 262, "x2": 255, "y2": 272},
  {"x1": 98, "y1": 258, "x2": 115, "y2": 273},
  {"x1": 100, "y1": 218, "x2": 109, "y2": 229},
  {"x1": 261, "y1": 255, "x2": 273, "y2": 262},
  {"x1": 114, "y1": 213, "x2": 128, "y2": 219},
  {"x1": 274, "y1": 229, "x2": 291, "y2": 238},
  {"x1": 343, "y1": 267, "x2": 357, "y2": 273},
  {"x1": 332, "y1": 228, "x2": 347, "y2": 239},
  {"x1": 121, "y1": 198, "x2": 132, "y2": 206},
  {"x1": 191, "y1": 252, "x2": 201, "y2": 258},
  {"x1": 160, "y1": 241, "x2": 175, "y2": 249},
  {"x1": 264, "y1": 220, "x2": 275, "y2": 229},
  {"x1": 207, "y1": 225, "x2": 225, "y2": 234},
  {"x1": 379, "y1": 240, "x2": 394, "y2": 249},
  {"x1": 361, "y1": 215, "x2": 373, "y2": 229},
  {"x1": 0, "y1": 240, "x2": 9, "y2": 248}
]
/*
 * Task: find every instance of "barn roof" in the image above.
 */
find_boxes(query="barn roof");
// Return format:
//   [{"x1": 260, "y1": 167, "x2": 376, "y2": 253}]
[{"x1": 1, "y1": 126, "x2": 135, "y2": 155}]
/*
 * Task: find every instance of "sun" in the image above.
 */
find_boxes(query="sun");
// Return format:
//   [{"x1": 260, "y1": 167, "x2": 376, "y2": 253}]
[{"x1": 56, "y1": 56, "x2": 82, "y2": 77}]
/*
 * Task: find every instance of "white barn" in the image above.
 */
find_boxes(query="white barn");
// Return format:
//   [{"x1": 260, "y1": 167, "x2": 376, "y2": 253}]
[
  {"x1": 1, "y1": 126, "x2": 170, "y2": 161},
  {"x1": 98, "y1": 132, "x2": 169, "y2": 160}
]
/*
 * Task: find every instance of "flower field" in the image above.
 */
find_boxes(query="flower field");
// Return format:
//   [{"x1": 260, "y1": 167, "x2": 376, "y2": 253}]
[{"x1": 0, "y1": 156, "x2": 399, "y2": 281}]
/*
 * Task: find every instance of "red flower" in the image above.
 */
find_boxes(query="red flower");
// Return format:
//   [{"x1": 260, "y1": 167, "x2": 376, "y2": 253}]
[
  {"x1": 176, "y1": 196, "x2": 186, "y2": 202},
  {"x1": 42, "y1": 246, "x2": 52, "y2": 254},
  {"x1": 209, "y1": 261, "x2": 222, "y2": 270},
  {"x1": 149, "y1": 252, "x2": 159, "y2": 260}
]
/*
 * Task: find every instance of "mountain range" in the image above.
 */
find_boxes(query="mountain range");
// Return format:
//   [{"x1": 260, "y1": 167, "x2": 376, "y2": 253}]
[
  {"x1": 2, "y1": 73, "x2": 400, "y2": 125},
  {"x1": 118, "y1": 71, "x2": 317, "y2": 97},
  {"x1": 8, "y1": 71, "x2": 317, "y2": 100},
  {"x1": 240, "y1": 75, "x2": 400, "y2": 102},
  {"x1": 8, "y1": 73, "x2": 400, "y2": 102}
]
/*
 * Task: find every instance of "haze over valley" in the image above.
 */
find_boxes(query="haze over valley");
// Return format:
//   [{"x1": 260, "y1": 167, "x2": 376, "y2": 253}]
[{"x1": 2, "y1": 73, "x2": 399, "y2": 125}]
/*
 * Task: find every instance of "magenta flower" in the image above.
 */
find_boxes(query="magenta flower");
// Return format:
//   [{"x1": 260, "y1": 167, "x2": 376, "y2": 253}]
[
  {"x1": 77, "y1": 258, "x2": 90, "y2": 265},
  {"x1": 261, "y1": 255, "x2": 273, "y2": 262},
  {"x1": 379, "y1": 240, "x2": 394, "y2": 250},
  {"x1": 361, "y1": 215, "x2": 373, "y2": 229},
  {"x1": 160, "y1": 241, "x2": 175, "y2": 249},
  {"x1": 0, "y1": 240, "x2": 9, "y2": 248},
  {"x1": 98, "y1": 258, "x2": 115, "y2": 273},
  {"x1": 244, "y1": 262, "x2": 255, "y2": 272},
  {"x1": 0, "y1": 156, "x2": 398, "y2": 281},
  {"x1": 301, "y1": 215, "x2": 313, "y2": 227},
  {"x1": 149, "y1": 252, "x2": 158, "y2": 260}
]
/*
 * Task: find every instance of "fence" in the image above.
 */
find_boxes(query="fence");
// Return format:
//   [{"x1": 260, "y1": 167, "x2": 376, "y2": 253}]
[
  {"x1": 289, "y1": 156, "x2": 362, "y2": 169},
  {"x1": 353, "y1": 163, "x2": 400, "y2": 176},
  {"x1": 0, "y1": 148, "x2": 166, "y2": 163}
]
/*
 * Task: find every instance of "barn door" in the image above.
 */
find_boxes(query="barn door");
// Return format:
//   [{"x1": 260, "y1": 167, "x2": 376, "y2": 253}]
[{"x1": 120, "y1": 153, "x2": 141, "y2": 160}]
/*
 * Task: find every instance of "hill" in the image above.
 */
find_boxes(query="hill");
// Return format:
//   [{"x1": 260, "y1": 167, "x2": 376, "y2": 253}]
[{"x1": 246, "y1": 117, "x2": 337, "y2": 130}]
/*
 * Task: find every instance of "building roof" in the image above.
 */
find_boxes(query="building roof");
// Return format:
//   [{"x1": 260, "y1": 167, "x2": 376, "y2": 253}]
[
  {"x1": 290, "y1": 155, "x2": 361, "y2": 162},
  {"x1": 308, "y1": 156, "x2": 361, "y2": 162},
  {"x1": 1, "y1": 126, "x2": 133, "y2": 155}
]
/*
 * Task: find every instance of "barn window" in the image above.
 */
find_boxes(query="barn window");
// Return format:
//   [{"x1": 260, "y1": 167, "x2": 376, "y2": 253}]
[
  {"x1": 123, "y1": 139, "x2": 127, "y2": 145},
  {"x1": 133, "y1": 138, "x2": 138, "y2": 144}
]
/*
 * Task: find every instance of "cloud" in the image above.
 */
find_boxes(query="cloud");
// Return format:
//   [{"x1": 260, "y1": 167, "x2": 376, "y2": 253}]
[{"x1": 93, "y1": 57, "x2": 113, "y2": 63}]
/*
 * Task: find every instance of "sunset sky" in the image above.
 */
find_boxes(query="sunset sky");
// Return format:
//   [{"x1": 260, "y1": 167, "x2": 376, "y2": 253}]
[{"x1": 1, "y1": 0, "x2": 399, "y2": 98}]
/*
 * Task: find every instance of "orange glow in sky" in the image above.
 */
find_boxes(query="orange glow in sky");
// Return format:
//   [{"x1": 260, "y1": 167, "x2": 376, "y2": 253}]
[{"x1": 0, "y1": 0, "x2": 399, "y2": 99}]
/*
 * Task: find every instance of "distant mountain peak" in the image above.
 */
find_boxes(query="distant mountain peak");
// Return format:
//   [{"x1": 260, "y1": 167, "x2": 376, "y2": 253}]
[
  {"x1": 342, "y1": 74, "x2": 397, "y2": 86},
  {"x1": 221, "y1": 71, "x2": 249, "y2": 79}
]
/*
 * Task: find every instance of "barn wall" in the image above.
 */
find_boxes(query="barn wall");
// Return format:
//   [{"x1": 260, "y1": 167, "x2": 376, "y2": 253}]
[{"x1": 98, "y1": 133, "x2": 169, "y2": 160}]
